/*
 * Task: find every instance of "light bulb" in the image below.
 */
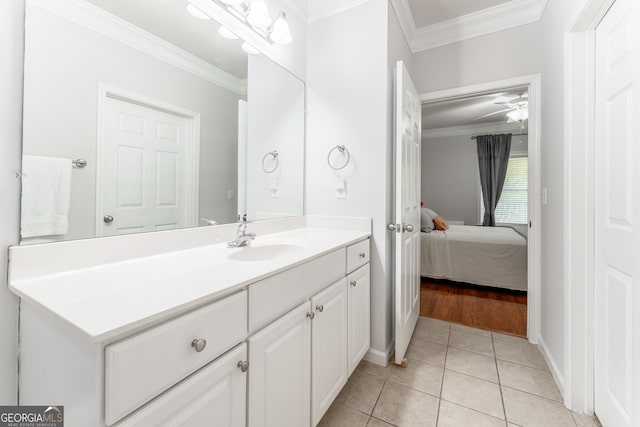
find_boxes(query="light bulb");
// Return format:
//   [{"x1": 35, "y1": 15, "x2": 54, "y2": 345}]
[
  {"x1": 186, "y1": 4, "x2": 210, "y2": 20},
  {"x1": 242, "y1": 42, "x2": 260, "y2": 55},
  {"x1": 507, "y1": 107, "x2": 528, "y2": 122},
  {"x1": 219, "y1": 26, "x2": 239, "y2": 40},
  {"x1": 247, "y1": 0, "x2": 271, "y2": 28},
  {"x1": 270, "y1": 12, "x2": 292, "y2": 44}
]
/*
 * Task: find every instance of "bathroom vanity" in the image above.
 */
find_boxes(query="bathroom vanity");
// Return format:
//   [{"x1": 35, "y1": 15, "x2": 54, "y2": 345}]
[{"x1": 9, "y1": 216, "x2": 371, "y2": 427}]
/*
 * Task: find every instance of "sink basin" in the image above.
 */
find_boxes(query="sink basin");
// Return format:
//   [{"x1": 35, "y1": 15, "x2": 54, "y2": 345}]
[{"x1": 227, "y1": 241, "x2": 308, "y2": 262}]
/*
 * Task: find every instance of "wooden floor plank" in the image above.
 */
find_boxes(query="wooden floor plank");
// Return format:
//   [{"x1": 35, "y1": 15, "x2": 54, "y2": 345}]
[{"x1": 420, "y1": 278, "x2": 527, "y2": 337}]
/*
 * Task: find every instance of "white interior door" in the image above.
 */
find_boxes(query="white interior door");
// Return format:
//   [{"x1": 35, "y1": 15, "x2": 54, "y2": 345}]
[
  {"x1": 594, "y1": 0, "x2": 639, "y2": 425},
  {"x1": 100, "y1": 97, "x2": 189, "y2": 236},
  {"x1": 393, "y1": 61, "x2": 421, "y2": 365}
]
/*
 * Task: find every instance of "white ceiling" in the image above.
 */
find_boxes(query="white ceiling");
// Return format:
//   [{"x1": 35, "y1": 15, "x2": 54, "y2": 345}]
[
  {"x1": 86, "y1": 0, "x2": 248, "y2": 78},
  {"x1": 408, "y1": 0, "x2": 513, "y2": 27},
  {"x1": 422, "y1": 86, "x2": 528, "y2": 130}
]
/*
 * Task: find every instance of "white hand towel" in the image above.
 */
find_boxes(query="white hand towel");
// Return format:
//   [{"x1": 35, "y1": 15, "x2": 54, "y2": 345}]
[{"x1": 20, "y1": 155, "x2": 72, "y2": 238}]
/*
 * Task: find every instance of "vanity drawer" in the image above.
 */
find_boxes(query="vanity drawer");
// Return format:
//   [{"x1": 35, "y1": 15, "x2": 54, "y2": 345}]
[
  {"x1": 249, "y1": 249, "x2": 345, "y2": 331},
  {"x1": 346, "y1": 239, "x2": 370, "y2": 273},
  {"x1": 105, "y1": 291, "x2": 247, "y2": 426}
]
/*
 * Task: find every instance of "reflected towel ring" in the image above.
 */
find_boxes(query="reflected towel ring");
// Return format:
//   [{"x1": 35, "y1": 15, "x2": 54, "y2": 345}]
[
  {"x1": 327, "y1": 145, "x2": 350, "y2": 170},
  {"x1": 262, "y1": 150, "x2": 279, "y2": 173}
]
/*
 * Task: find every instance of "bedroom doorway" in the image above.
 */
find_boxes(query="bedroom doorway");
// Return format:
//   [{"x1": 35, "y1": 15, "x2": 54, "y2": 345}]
[{"x1": 418, "y1": 75, "x2": 541, "y2": 341}]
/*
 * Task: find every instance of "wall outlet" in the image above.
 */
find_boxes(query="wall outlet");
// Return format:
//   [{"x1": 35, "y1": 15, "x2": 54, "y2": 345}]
[
  {"x1": 335, "y1": 177, "x2": 346, "y2": 199},
  {"x1": 542, "y1": 188, "x2": 548, "y2": 206},
  {"x1": 227, "y1": 189, "x2": 234, "y2": 200}
]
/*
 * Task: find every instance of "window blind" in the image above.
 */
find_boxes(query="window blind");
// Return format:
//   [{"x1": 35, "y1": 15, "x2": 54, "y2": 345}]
[{"x1": 480, "y1": 156, "x2": 528, "y2": 224}]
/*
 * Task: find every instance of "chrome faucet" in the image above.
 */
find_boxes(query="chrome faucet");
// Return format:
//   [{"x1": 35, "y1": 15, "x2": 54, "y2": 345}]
[{"x1": 227, "y1": 222, "x2": 256, "y2": 248}]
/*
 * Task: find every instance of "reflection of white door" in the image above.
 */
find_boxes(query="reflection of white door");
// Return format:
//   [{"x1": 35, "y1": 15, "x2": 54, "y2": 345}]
[
  {"x1": 594, "y1": 0, "x2": 639, "y2": 425},
  {"x1": 99, "y1": 96, "x2": 191, "y2": 236},
  {"x1": 394, "y1": 61, "x2": 421, "y2": 365}
]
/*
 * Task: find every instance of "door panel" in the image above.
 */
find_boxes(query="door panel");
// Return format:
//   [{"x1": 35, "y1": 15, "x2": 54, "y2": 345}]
[
  {"x1": 594, "y1": 0, "x2": 639, "y2": 425},
  {"x1": 100, "y1": 97, "x2": 189, "y2": 236},
  {"x1": 311, "y1": 279, "x2": 348, "y2": 426},
  {"x1": 394, "y1": 61, "x2": 421, "y2": 364},
  {"x1": 248, "y1": 301, "x2": 311, "y2": 427}
]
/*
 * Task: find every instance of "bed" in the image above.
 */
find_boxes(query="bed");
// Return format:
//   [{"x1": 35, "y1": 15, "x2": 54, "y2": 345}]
[{"x1": 420, "y1": 225, "x2": 527, "y2": 291}]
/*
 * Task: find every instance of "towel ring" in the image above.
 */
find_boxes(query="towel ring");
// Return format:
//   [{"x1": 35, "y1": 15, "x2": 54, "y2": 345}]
[
  {"x1": 262, "y1": 151, "x2": 279, "y2": 173},
  {"x1": 327, "y1": 145, "x2": 350, "y2": 170}
]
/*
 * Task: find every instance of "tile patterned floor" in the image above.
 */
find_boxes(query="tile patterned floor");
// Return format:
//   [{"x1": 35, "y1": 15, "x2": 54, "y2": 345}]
[{"x1": 318, "y1": 317, "x2": 602, "y2": 427}]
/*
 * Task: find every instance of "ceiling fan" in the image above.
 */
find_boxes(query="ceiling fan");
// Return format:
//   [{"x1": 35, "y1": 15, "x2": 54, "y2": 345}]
[{"x1": 476, "y1": 93, "x2": 529, "y2": 123}]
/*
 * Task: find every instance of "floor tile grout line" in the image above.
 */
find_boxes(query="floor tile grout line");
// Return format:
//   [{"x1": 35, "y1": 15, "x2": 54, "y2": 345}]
[
  {"x1": 492, "y1": 334, "x2": 509, "y2": 426},
  {"x1": 438, "y1": 397, "x2": 510, "y2": 424},
  {"x1": 435, "y1": 325, "x2": 451, "y2": 427}
]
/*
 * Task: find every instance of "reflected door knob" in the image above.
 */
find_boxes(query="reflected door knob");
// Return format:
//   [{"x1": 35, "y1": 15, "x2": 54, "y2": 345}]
[{"x1": 103, "y1": 215, "x2": 114, "y2": 224}]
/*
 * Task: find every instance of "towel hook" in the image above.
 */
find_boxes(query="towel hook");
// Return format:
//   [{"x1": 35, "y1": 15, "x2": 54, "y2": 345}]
[
  {"x1": 262, "y1": 151, "x2": 279, "y2": 173},
  {"x1": 327, "y1": 145, "x2": 350, "y2": 170}
]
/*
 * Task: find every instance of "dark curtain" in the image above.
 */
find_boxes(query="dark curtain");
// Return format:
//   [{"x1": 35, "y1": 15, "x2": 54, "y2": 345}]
[{"x1": 477, "y1": 134, "x2": 512, "y2": 226}]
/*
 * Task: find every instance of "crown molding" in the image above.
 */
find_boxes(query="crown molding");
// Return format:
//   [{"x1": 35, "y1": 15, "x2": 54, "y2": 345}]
[
  {"x1": 423, "y1": 121, "x2": 527, "y2": 139},
  {"x1": 391, "y1": 0, "x2": 548, "y2": 53},
  {"x1": 307, "y1": 0, "x2": 373, "y2": 24},
  {"x1": 27, "y1": 0, "x2": 245, "y2": 95}
]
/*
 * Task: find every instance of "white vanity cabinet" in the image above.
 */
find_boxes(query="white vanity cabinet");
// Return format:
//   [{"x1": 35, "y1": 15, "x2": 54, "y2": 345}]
[
  {"x1": 116, "y1": 343, "x2": 248, "y2": 427},
  {"x1": 248, "y1": 301, "x2": 312, "y2": 427},
  {"x1": 247, "y1": 238, "x2": 370, "y2": 427},
  {"x1": 311, "y1": 279, "x2": 349, "y2": 426},
  {"x1": 12, "y1": 223, "x2": 371, "y2": 427}
]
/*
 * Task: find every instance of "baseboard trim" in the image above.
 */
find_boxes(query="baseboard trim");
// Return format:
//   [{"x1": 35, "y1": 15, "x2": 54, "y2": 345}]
[
  {"x1": 537, "y1": 334, "x2": 565, "y2": 399},
  {"x1": 363, "y1": 340, "x2": 394, "y2": 367}
]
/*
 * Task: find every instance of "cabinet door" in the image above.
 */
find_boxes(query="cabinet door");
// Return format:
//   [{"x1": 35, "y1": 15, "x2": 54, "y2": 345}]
[
  {"x1": 116, "y1": 343, "x2": 247, "y2": 427},
  {"x1": 248, "y1": 301, "x2": 312, "y2": 427},
  {"x1": 348, "y1": 264, "x2": 371, "y2": 376},
  {"x1": 311, "y1": 279, "x2": 349, "y2": 426}
]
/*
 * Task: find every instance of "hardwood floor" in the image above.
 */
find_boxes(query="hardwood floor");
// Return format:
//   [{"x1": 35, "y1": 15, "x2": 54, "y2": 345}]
[{"x1": 420, "y1": 278, "x2": 528, "y2": 337}]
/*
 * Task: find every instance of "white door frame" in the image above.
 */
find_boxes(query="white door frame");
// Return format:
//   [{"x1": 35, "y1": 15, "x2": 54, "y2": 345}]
[
  {"x1": 563, "y1": 0, "x2": 615, "y2": 414},
  {"x1": 419, "y1": 73, "x2": 542, "y2": 345},
  {"x1": 95, "y1": 83, "x2": 201, "y2": 236}
]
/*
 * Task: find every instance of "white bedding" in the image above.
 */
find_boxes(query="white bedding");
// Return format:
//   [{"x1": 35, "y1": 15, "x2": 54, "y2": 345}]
[{"x1": 420, "y1": 225, "x2": 527, "y2": 291}]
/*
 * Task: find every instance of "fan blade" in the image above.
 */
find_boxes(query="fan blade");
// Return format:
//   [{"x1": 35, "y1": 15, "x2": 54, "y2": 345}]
[{"x1": 475, "y1": 108, "x2": 514, "y2": 120}]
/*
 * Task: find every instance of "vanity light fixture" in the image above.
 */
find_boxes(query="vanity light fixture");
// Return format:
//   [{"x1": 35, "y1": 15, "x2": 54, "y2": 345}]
[
  {"x1": 206, "y1": 0, "x2": 293, "y2": 45},
  {"x1": 269, "y1": 12, "x2": 292, "y2": 45},
  {"x1": 246, "y1": 0, "x2": 271, "y2": 28}
]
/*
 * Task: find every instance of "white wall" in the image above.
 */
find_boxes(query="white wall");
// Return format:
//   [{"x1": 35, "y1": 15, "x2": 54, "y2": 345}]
[
  {"x1": 23, "y1": 5, "x2": 241, "y2": 240},
  {"x1": 246, "y1": 54, "x2": 305, "y2": 220},
  {"x1": 0, "y1": 0, "x2": 23, "y2": 405},
  {"x1": 413, "y1": 0, "x2": 590, "y2": 383},
  {"x1": 306, "y1": 0, "x2": 392, "y2": 358},
  {"x1": 422, "y1": 134, "x2": 528, "y2": 225}
]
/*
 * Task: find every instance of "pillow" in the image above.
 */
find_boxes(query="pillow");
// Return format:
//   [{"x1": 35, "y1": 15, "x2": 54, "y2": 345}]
[
  {"x1": 433, "y1": 215, "x2": 449, "y2": 231},
  {"x1": 420, "y1": 208, "x2": 435, "y2": 232}
]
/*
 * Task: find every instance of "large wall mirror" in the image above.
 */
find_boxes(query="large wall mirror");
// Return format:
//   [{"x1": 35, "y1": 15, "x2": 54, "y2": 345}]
[{"x1": 20, "y1": 0, "x2": 304, "y2": 244}]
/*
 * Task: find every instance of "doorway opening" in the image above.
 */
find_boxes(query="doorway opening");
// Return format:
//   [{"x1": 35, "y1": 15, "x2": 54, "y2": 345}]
[{"x1": 418, "y1": 75, "x2": 541, "y2": 342}]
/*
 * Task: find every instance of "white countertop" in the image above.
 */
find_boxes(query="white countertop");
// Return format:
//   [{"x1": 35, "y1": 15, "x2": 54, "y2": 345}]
[{"x1": 9, "y1": 226, "x2": 370, "y2": 343}]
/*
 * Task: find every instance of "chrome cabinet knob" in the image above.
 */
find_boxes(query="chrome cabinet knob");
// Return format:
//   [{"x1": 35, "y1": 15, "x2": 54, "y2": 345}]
[
  {"x1": 306, "y1": 312, "x2": 315, "y2": 320},
  {"x1": 316, "y1": 304, "x2": 324, "y2": 313},
  {"x1": 191, "y1": 338, "x2": 207, "y2": 352},
  {"x1": 103, "y1": 215, "x2": 114, "y2": 224},
  {"x1": 403, "y1": 224, "x2": 414, "y2": 232},
  {"x1": 237, "y1": 360, "x2": 249, "y2": 372},
  {"x1": 359, "y1": 253, "x2": 366, "y2": 258},
  {"x1": 350, "y1": 281, "x2": 357, "y2": 287},
  {"x1": 387, "y1": 223, "x2": 398, "y2": 231}
]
